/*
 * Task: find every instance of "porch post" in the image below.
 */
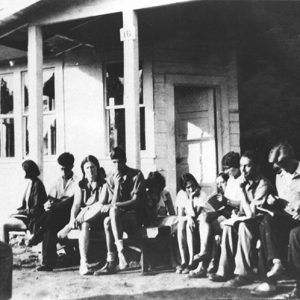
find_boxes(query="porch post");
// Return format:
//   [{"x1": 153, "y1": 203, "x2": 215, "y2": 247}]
[
  {"x1": 122, "y1": 9, "x2": 140, "y2": 169},
  {"x1": 28, "y1": 25, "x2": 43, "y2": 175}
]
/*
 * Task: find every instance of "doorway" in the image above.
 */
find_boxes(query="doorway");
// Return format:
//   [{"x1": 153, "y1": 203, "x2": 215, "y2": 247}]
[{"x1": 175, "y1": 86, "x2": 218, "y2": 196}]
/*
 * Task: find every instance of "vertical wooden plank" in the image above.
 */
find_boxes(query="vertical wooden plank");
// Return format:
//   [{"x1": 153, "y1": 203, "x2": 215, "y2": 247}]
[
  {"x1": 13, "y1": 71, "x2": 23, "y2": 159},
  {"x1": 28, "y1": 25, "x2": 43, "y2": 176},
  {"x1": 122, "y1": 9, "x2": 140, "y2": 168}
]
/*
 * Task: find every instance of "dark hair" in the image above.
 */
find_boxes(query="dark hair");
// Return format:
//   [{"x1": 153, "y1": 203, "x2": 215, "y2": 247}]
[
  {"x1": 57, "y1": 152, "x2": 74, "y2": 167},
  {"x1": 180, "y1": 173, "x2": 199, "y2": 191},
  {"x1": 146, "y1": 171, "x2": 166, "y2": 193},
  {"x1": 269, "y1": 142, "x2": 295, "y2": 163},
  {"x1": 241, "y1": 150, "x2": 259, "y2": 165},
  {"x1": 22, "y1": 160, "x2": 40, "y2": 179},
  {"x1": 80, "y1": 155, "x2": 106, "y2": 186},
  {"x1": 222, "y1": 151, "x2": 240, "y2": 169},
  {"x1": 110, "y1": 146, "x2": 126, "y2": 161},
  {"x1": 217, "y1": 172, "x2": 229, "y2": 182}
]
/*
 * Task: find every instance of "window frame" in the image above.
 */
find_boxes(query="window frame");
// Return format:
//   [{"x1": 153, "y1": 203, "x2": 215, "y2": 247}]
[
  {"x1": 103, "y1": 58, "x2": 155, "y2": 158},
  {"x1": 0, "y1": 72, "x2": 15, "y2": 160},
  {"x1": 0, "y1": 60, "x2": 64, "y2": 162}
]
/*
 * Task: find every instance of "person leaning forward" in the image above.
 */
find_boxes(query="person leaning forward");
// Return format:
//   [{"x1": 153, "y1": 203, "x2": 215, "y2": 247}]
[
  {"x1": 252, "y1": 142, "x2": 300, "y2": 297},
  {"x1": 209, "y1": 151, "x2": 275, "y2": 287},
  {"x1": 94, "y1": 146, "x2": 146, "y2": 275}
]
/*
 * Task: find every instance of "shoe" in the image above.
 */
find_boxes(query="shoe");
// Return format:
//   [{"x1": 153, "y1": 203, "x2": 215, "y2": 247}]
[
  {"x1": 79, "y1": 263, "x2": 91, "y2": 276},
  {"x1": 209, "y1": 273, "x2": 228, "y2": 282},
  {"x1": 187, "y1": 268, "x2": 207, "y2": 278},
  {"x1": 182, "y1": 264, "x2": 196, "y2": 274},
  {"x1": 93, "y1": 261, "x2": 117, "y2": 276},
  {"x1": 226, "y1": 275, "x2": 253, "y2": 287},
  {"x1": 57, "y1": 224, "x2": 72, "y2": 239},
  {"x1": 36, "y1": 265, "x2": 53, "y2": 272},
  {"x1": 193, "y1": 253, "x2": 208, "y2": 263},
  {"x1": 118, "y1": 251, "x2": 129, "y2": 270},
  {"x1": 251, "y1": 282, "x2": 277, "y2": 297},
  {"x1": 267, "y1": 261, "x2": 285, "y2": 278},
  {"x1": 175, "y1": 263, "x2": 187, "y2": 274},
  {"x1": 207, "y1": 259, "x2": 218, "y2": 274},
  {"x1": 283, "y1": 287, "x2": 300, "y2": 299}
]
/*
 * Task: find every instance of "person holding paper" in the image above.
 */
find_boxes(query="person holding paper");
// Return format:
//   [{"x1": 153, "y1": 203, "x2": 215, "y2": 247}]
[{"x1": 210, "y1": 151, "x2": 273, "y2": 286}]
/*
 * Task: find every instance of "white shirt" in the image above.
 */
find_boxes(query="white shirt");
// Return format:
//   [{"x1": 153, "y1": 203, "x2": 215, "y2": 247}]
[
  {"x1": 276, "y1": 162, "x2": 300, "y2": 215},
  {"x1": 48, "y1": 174, "x2": 78, "y2": 201},
  {"x1": 176, "y1": 189, "x2": 211, "y2": 217}
]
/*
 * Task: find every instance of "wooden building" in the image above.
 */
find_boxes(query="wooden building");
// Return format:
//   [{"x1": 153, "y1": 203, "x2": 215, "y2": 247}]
[{"x1": 1, "y1": 0, "x2": 300, "y2": 216}]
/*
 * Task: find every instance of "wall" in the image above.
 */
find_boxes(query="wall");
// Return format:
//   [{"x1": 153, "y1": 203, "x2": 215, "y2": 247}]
[{"x1": 152, "y1": 39, "x2": 240, "y2": 199}]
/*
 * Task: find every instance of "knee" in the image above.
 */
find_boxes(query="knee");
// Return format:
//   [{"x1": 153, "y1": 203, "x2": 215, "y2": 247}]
[
  {"x1": 81, "y1": 222, "x2": 90, "y2": 232},
  {"x1": 177, "y1": 219, "x2": 187, "y2": 232},
  {"x1": 109, "y1": 206, "x2": 119, "y2": 218},
  {"x1": 290, "y1": 227, "x2": 300, "y2": 244}
]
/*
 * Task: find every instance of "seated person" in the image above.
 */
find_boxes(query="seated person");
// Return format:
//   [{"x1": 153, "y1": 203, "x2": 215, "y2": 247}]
[
  {"x1": 175, "y1": 173, "x2": 212, "y2": 275},
  {"x1": 58, "y1": 155, "x2": 107, "y2": 275},
  {"x1": 93, "y1": 146, "x2": 146, "y2": 275},
  {"x1": 145, "y1": 171, "x2": 176, "y2": 231},
  {"x1": 34, "y1": 152, "x2": 78, "y2": 272},
  {"x1": 210, "y1": 151, "x2": 274, "y2": 287},
  {"x1": 0, "y1": 160, "x2": 46, "y2": 244}
]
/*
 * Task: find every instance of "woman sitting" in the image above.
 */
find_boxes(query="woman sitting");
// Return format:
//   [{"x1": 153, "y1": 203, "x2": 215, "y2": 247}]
[
  {"x1": 176, "y1": 173, "x2": 212, "y2": 275},
  {"x1": 58, "y1": 155, "x2": 107, "y2": 275},
  {"x1": 145, "y1": 171, "x2": 176, "y2": 230},
  {"x1": 0, "y1": 160, "x2": 47, "y2": 244}
]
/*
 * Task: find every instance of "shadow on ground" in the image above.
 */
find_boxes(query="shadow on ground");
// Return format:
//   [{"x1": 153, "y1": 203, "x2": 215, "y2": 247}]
[{"x1": 69, "y1": 285, "x2": 293, "y2": 300}]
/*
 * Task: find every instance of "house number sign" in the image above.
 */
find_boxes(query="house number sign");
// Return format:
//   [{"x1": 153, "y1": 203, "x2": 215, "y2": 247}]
[{"x1": 120, "y1": 27, "x2": 136, "y2": 41}]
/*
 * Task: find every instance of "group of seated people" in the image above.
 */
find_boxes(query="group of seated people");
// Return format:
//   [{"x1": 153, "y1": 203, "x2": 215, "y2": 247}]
[{"x1": 1, "y1": 143, "x2": 300, "y2": 299}]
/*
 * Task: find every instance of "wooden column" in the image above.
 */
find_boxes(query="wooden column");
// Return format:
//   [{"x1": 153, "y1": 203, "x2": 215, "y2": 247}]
[
  {"x1": 122, "y1": 9, "x2": 140, "y2": 169},
  {"x1": 28, "y1": 25, "x2": 43, "y2": 175}
]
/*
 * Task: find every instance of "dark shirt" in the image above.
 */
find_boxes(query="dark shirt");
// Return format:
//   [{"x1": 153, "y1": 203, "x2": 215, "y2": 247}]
[{"x1": 106, "y1": 166, "x2": 146, "y2": 210}]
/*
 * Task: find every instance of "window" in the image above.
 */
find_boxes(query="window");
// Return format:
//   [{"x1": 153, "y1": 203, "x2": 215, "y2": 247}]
[
  {"x1": 22, "y1": 68, "x2": 56, "y2": 157},
  {"x1": 0, "y1": 74, "x2": 14, "y2": 157},
  {"x1": 105, "y1": 62, "x2": 145, "y2": 152}
]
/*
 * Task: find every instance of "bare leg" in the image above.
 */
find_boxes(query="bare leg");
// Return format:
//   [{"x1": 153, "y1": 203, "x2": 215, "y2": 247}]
[
  {"x1": 0, "y1": 218, "x2": 27, "y2": 243},
  {"x1": 186, "y1": 222, "x2": 194, "y2": 266},
  {"x1": 103, "y1": 216, "x2": 114, "y2": 259},
  {"x1": 78, "y1": 222, "x2": 90, "y2": 265},
  {"x1": 109, "y1": 207, "x2": 128, "y2": 268},
  {"x1": 177, "y1": 218, "x2": 188, "y2": 265}
]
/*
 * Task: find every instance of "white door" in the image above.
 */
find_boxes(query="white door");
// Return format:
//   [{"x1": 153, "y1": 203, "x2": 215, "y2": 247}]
[{"x1": 175, "y1": 86, "x2": 217, "y2": 196}]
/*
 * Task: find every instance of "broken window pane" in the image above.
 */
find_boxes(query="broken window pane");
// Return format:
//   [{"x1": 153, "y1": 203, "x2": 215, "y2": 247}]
[
  {"x1": 22, "y1": 69, "x2": 56, "y2": 156},
  {"x1": 0, "y1": 118, "x2": 14, "y2": 157},
  {"x1": 105, "y1": 62, "x2": 145, "y2": 152},
  {"x1": 0, "y1": 75, "x2": 13, "y2": 115}
]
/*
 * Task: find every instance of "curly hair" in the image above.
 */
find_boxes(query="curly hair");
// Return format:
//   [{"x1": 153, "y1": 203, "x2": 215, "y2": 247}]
[
  {"x1": 146, "y1": 171, "x2": 166, "y2": 193},
  {"x1": 179, "y1": 173, "x2": 199, "y2": 191},
  {"x1": 221, "y1": 151, "x2": 240, "y2": 169}
]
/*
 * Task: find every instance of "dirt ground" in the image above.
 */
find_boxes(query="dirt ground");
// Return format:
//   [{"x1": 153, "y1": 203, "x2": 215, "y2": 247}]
[{"x1": 10, "y1": 235, "x2": 296, "y2": 300}]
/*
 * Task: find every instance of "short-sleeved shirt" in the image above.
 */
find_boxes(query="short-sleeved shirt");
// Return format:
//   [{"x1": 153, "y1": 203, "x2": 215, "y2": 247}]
[
  {"x1": 78, "y1": 179, "x2": 104, "y2": 208},
  {"x1": 276, "y1": 162, "x2": 300, "y2": 215},
  {"x1": 48, "y1": 174, "x2": 78, "y2": 201},
  {"x1": 239, "y1": 175, "x2": 273, "y2": 214},
  {"x1": 106, "y1": 166, "x2": 146, "y2": 209},
  {"x1": 224, "y1": 176, "x2": 242, "y2": 204},
  {"x1": 176, "y1": 189, "x2": 211, "y2": 217}
]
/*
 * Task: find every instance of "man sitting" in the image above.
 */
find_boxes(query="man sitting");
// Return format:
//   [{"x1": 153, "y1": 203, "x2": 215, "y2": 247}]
[
  {"x1": 94, "y1": 146, "x2": 146, "y2": 275},
  {"x1": 210, "y1": 151, "x2": 274, "y2": 286},
  {"x1": 34, "y1": 152, "x2": 78, "y2": 271}
]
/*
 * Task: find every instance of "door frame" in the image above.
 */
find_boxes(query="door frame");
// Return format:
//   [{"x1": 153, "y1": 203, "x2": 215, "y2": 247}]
[{"x1": 165, "y1": 74, "x2": 230, "y2": 197}]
